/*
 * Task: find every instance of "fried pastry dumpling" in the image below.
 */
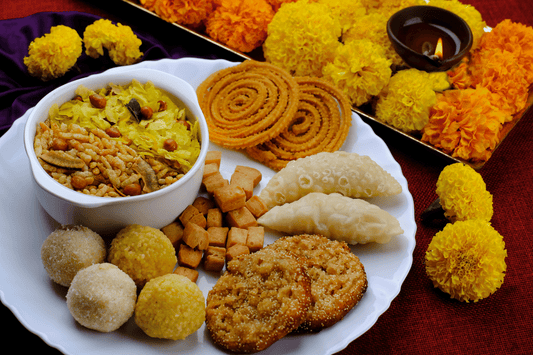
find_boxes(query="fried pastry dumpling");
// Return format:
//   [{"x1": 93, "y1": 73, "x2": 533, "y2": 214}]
[
  {"x1": 259, "y1": 151, "x2": 402, "y2": 209},
  {"x1": 257, "y1": 192, "x2": 403, "y2": 244}
]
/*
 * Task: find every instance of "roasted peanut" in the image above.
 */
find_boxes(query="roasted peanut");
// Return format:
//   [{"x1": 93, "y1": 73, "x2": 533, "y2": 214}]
[
  {"x1": 89, "y1": 94, "x2": 107, "y2": 109},
  {"x1": 123, "y1": 182, "x2": 141, "y2": 196},
  {"x1": 163, "y1": 138, "x2": 178, "y2": 151},
  {"x1": 141, "y1": 106, "x2": 153, "y2": 119},
  {"x1": 177, "y1": 120, "x2": 191, "y2": 130},
  {"x1": 105, "y1": 126, "x2": 121, "y2": 138},
  {"x1": 158, "y1": 100, "x2": 167, "y2": 112}
]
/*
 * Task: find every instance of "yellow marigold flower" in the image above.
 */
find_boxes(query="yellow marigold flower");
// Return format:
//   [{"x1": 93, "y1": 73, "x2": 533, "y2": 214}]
[
  {"x1": 421, "y1": 87, "x2": 511, "y2": 162},
  {"x1": 205, "y1": 0, "x2": 274, "y2": 53},
  {"x1": 425, "y1": 220, "x2": 506, "y2": 303},
  {"x1": 364, "y1": 0, "x2": 426, "y2": 17},
  {"x1": 426, "y1": 0, "x2": 486, "y2": 51},
  {"x1": 435, "y1": 162, "x2": 493, "y2": 222},
  {"x1": 313, "y1": 0, "x2": 367, "y2": 32},
  {"x1": 342, "y1": 12, "x2": 405, "y2": 66},
  {"x1": 153, "y1": 0, "x2": 214, "y2": 27},
  {"x1": 478, "y1": 19, "x2": 533, "y2": 85},
  {"x1": 469, "y1": 48, "x2": 529, "y2": 117},
  {"x1": 322, "y1": 39, "x2": 391, "y2": 106},
  {"x1": 263, "y1": 0, "x2": 341, "y2": 77},
  {"x1": 24, "y1": 25, "x2": 82, "y2": 82},
  {"x1": 428, "y1": 71, "x2": 451, "y2": 92},
  {"x1": 375, "y1": 69, "x2": 436, "y2": 133},
  {"x1": 83, "y1": 19, "x2": 143, "y2": 66}
]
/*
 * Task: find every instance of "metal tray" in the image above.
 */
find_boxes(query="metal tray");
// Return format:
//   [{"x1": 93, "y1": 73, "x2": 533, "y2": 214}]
[{"x1": 121, "y1": 0, "x2": 532, "y2": 170}]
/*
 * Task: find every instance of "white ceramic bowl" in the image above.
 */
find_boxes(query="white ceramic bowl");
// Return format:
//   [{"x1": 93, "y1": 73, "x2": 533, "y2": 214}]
[{"x1": 23, "y1": 68, "x2": 209, "y2": 237}]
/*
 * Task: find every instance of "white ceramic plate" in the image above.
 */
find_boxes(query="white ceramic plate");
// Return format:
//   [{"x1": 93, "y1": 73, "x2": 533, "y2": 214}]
[{"x1": 0, "y1": 58, "x2": 416, "y2": 355}]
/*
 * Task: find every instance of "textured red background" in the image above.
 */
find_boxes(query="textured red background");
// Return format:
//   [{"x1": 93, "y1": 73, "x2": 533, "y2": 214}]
[{"x1": 1, "y1": 1, "x2": 532, "y2": 354}]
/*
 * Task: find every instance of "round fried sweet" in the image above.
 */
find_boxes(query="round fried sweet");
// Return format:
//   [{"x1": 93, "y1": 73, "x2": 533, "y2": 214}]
[
  {"x1": 196, "y1": 60, "x2": 300, "y2": 149},
  {"x1": 206, "y1": 247, "x2": 312, "y2": 353},
  {"x1": 135, "y1": 274, "x2": 205, "y2": 340},
  {"x1": 66, "y1": 263, "x2": 137, "y2": 332},
  {"x1": 246, "y1": 76, "x2": 352, "y2": 170},
  {"x1": 266, "y1": 234, "x2": 367, "y2": 332},
  {"x1": 41, "y1": 225, "x2": 106, "y2": 287}
]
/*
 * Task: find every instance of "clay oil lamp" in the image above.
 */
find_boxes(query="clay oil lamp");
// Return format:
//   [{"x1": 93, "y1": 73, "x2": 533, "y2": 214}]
[{"x1": 387, "y1": 5, "x2": 473, "y2": 72}]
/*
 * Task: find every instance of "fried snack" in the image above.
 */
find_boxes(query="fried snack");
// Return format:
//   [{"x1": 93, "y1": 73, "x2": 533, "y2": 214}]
[
  {"x1": 206, "y1": 247, "x2": 312, "y2": 353},
  {"x1": 41, "y1": 225, "x2": 106, "y2": 287},
  {"x1": 259, "y1": 151, "x2": 402, "y2": 209},
  {"x1": 258, "y1": 192, "x2": 404, "y2": 244},
  {"x1": 246, "y1": 77, "x2": 352, "y2": 170},
  {"x1": 66, "y1": 263, "x2": 137, "y2": 332},
  {"x1": 196, "y1": 60, "x2": 299, "y2": 149},
  {"x1": 266, "y1": 234, "x2": 367, "y2": 332}
]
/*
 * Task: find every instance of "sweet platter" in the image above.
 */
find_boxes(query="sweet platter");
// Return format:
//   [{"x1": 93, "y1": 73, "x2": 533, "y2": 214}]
[
  {"x1": 119, "y1": 0, "x2": 533, "y2": 170},
  {"x1": 0, "y1": 58, "x2": 416, "y2": 355}
]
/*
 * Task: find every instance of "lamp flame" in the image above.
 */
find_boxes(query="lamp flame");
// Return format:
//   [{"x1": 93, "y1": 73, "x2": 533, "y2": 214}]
[{"x1": 435, "y1": 38, "x2": 444, "y2": 60}]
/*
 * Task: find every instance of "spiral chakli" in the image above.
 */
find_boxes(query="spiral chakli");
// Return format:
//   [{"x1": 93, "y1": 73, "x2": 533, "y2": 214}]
[
  {"x1": 196, "y1": 60, "x2": 300, "y2": 149},
  {"x1": 246, "y1": 77, "x2": 352, "y2": 170}
]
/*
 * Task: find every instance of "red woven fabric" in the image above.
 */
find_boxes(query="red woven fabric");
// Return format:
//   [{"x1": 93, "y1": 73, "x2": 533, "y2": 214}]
[{"x1": 1, "y1": 1, "x2": 532, "y2": 354}]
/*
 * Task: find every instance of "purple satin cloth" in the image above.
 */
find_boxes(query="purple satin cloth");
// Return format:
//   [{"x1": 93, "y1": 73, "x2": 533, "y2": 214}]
[{"x1": 0, "y1": 11, "x2": 241, "y2": 136}]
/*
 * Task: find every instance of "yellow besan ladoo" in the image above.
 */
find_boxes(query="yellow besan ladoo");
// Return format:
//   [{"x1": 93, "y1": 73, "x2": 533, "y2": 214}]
[
  {"x1": 135, "y1": 274, "x2": 206, "y2": 340},
  {"x1": 108, "y1": 224, "x2": 177, "y2": 287}
]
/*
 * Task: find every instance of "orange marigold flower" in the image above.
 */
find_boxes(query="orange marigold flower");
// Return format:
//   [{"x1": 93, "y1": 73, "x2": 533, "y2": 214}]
[
  {"x1": 266, "y1": 0, "x2": 297, "y2": 12},
  {"x1": 140, "y1": 0, "x2": 157, "y2": 11},
  {"x1": 479, "y1": 19, "x2": 533, "y2": 85},
  {"x1": 469, "y1": 48, "x2": 529, "y2": 117},
  {"x1": 153, "y1": 0, "x2": 214, "y2": 27},
  {"x1": 447, "y1": 57, "x2": 472, "y2": 90},
  {"x1": 205, "y1": 0, "x2": 274, "y2": 53},
  {"x1": 421, "y1": 87, "x2": 511, "y2": 162}
]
